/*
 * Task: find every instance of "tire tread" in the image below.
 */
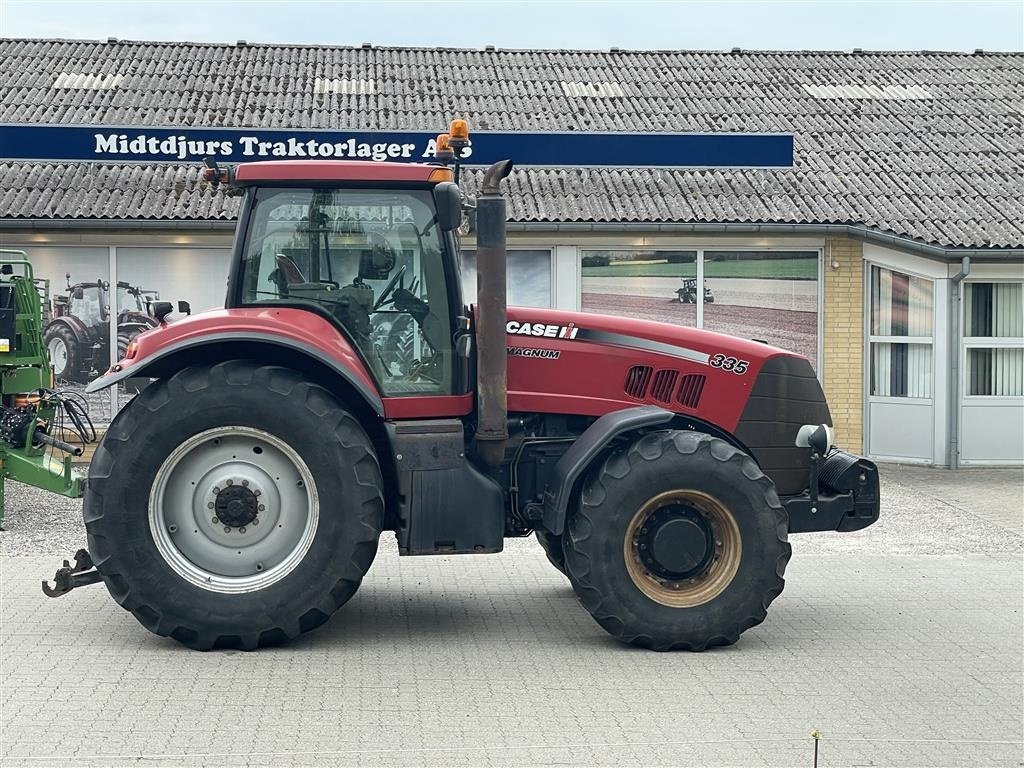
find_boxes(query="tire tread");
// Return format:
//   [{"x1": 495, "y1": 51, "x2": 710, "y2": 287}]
[
  {"x1": 85, "y1": 360, "x2": 384, "y2": 650},
  {"x1": 563, "y1": 430, "x2": 791, "y2": 651}
]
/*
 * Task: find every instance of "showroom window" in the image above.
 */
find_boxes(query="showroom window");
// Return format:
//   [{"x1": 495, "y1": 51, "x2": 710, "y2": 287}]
[
  {"x1": 963, "y1": 281, "x2": 1024, "y2": 397},
  {"x1": 460, "y1": 249, "x2": 552, "y2": 308},
  {"x1": 580, "y1": 248, "x2": 820, "y2": 368},
  {"x1": 581, "y1": 250, "x2": 697, "y2": 327},
  {"x1": 869, "y1": 266, "x2": 934, "y2": 398},
  {"x1": 703, "y1": 250, "x2": 819, "y2": 367}
]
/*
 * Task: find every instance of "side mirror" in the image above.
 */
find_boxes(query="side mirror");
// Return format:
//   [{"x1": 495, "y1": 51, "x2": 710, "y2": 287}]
[
  {"x1": 433, "y1": 182, "x2": 463, "y2": 232},
  {"x1": 455, "y1": 333, "x2": 473, "y2": 358},
  {"x1": 151, "y1": 301, "x2": 174, "y2": 323},
  {"x1": 72, "y1": 287, "x2": 84, "y2": 300},
  {"x1": 177, "y1": 300, "x2": 192, "y2": 316}
]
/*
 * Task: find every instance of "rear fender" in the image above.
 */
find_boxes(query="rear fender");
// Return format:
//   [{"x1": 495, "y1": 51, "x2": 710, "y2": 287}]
[
  {"x1": 44, "y1": 316, "x2": 89, "y2": 343},
  {"x1": 85, "y1": 331, "x2": 384, "y2": 416},
  {"x1": 88, "y1": 331, "x2": 406, "y2": 532}
]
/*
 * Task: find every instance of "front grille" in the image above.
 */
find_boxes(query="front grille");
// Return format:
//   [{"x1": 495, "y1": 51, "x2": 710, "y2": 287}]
[
  {"x1": 650, "y1": 369, "x2": 679, "y2": 403},
  {"x1": 734, "y1": 354, "x2": 832, "y2": 495},
  {"x1": 624, "y1": 365, "x2": 653, "y2": 399},
  {"x1": 676, "y1": 374, "x2": 706, "y2": 409}
]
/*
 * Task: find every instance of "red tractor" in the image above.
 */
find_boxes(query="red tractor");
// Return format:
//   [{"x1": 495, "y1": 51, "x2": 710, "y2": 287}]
[{"x1": 72, "y1": 122, "x2": 879, "y2": 651}]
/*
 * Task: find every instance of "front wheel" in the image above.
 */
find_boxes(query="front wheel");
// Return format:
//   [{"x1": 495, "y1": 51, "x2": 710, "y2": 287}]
[
  {"x1": 45, "y1": 324, "x2": 83, "y2": 383},
  {"x1": 84, "y1": 361, "x2": 384, "y2": 650},
  {"x1": 563, "y1": 430, "x2": 790, "y2": 651},
  {"x1": 535, "y1": 529, "x2": 567, "y2": 576}
]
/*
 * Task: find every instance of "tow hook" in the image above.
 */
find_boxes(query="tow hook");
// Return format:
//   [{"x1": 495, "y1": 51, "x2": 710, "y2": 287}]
[{"x1": 41, "y1": 549, "x2": 103, "y2": 597}]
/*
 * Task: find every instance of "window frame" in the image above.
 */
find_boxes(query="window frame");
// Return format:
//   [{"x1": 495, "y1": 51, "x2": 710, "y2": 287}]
[
  {"x1": 960, "y1": 278, "x2": 1024, "y2": 402},
  {"x1": 865, "y1": 264, "x2": 937, "y2": 401}
]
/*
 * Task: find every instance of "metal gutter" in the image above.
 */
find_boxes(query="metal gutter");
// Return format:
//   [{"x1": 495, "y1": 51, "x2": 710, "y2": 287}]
[
  {"x1": 502, "y1": 221, "x2": 1024, "y2": 260},
  {"x1": 1, "y1": 218, "x2": 1022, "y2": 259},
  {"x1": 0, "y1": 219, "x2": 235, "y2": 231}
]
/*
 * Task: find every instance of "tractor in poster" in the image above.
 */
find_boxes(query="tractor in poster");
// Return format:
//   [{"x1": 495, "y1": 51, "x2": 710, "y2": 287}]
[
  {"x1": 677, "y1": 277, "x2": 715, "y2": 304},
  {"x1": 43, "y1": 275, "x2": 160, "y2": 384},
  {"x1": 43, "y1": 121, "x2": 880, "y2": 651}
]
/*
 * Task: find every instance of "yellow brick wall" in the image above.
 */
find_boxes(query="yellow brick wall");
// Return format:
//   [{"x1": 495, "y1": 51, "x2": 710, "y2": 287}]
[{"x1": 822, "y1": 236, "x2": 864, "y2": 453}]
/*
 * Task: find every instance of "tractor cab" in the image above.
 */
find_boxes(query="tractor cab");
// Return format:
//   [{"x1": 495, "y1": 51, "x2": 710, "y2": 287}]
[{"x1": 230, "y1": 177, "x2": 462, "y2": 394}]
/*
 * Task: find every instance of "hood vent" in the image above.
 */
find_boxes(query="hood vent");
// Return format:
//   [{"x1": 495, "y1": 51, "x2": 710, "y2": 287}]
[
  {"x1": 625, "y1": 366, "x2": 706, "y2": 409},
  {"x1": 677, "y1": 374, "x2": 706, "y2": 409},
  {"x1": 624, "y1": 365, "x2": 653, "y2": 399},
  {"x1": 650, "y1": 369, "x2": 679, "y2": 403}
]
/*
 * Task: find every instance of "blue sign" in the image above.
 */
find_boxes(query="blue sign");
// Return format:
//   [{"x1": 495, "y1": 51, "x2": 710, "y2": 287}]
[{"x1": 0, "y1": 124, "x2": 793, "y2": 168}]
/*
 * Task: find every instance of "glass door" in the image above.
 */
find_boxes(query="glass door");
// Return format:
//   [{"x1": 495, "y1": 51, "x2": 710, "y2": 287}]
[
  {"x1": 866, "y1": 265, "x2": 936, "y2": 461},
  {"x1": 959, "y1": 281, "x2": 1024, "y2": 464}
]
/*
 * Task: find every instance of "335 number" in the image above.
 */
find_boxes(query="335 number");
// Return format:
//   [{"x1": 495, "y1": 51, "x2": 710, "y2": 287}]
[{"x1": 710, "y1": 354, "x2": 749, "y2": 375}]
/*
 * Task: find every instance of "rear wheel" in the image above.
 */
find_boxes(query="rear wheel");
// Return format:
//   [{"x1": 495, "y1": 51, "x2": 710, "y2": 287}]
[
  {"x1": 563, "y1": 430, "x2": 790, "y2": 651},
  {"x1": 84, "y1": 361, "x2": 384, "y2": 650}
]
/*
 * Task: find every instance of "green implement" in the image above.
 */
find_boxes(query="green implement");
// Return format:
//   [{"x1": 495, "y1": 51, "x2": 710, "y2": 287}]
[{"x1": 0, "y1": 252, "x2": 88, "y2": 529}]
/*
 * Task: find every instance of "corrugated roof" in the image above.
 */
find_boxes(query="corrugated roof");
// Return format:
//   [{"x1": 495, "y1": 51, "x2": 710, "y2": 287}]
[{"x1": 1, "y1": 39, "x2": 1023, "y2": 248}]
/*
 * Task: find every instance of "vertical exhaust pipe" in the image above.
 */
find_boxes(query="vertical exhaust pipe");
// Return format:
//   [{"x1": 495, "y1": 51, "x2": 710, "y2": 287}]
[{"x1": 474, "y1": 159, "x2": 514, "y2": 467}]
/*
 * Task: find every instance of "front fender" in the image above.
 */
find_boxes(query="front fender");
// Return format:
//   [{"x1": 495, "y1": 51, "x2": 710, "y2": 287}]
[
  {"x1": 118, "y1": 311, "x2": 159, "y2": 328},
  {"x1": 85, "y1": 308, "x2": 384, "y2": 416},
  {"x1": 541, "y1": 405, "x2": 675, "y2": 535}
]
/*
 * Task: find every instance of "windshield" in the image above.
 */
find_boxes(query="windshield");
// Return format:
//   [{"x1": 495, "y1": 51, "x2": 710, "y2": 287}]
[
  {"x1": 69, "y1": 285, "x2": 104, "y2": 326},
  {"x1": 117, "y1": 285, "x2": 146, "y2": 313},
  {"x1": 238, "y1": 187, "x2": 455, "y2": 397}
]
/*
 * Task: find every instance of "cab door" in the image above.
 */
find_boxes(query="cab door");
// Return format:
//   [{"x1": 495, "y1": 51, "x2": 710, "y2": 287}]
[{"x1": 235, "y1": 186, "x2": 469, "y2": 418}]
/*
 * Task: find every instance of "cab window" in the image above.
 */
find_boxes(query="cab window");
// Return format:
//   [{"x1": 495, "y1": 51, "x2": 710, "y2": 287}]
[{"x1": 239, "y1": 188, "x2": 454, "y2": 396}]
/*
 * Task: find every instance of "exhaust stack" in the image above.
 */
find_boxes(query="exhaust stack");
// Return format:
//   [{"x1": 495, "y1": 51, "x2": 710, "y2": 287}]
[{"x1": 474, "y1": 159, "x2": 514, "y2": 467}]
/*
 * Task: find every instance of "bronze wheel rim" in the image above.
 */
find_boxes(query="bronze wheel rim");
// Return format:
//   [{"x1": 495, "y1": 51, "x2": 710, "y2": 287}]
[{"x1": 623, "y1": 489, "x2": 742, "y2": 608}]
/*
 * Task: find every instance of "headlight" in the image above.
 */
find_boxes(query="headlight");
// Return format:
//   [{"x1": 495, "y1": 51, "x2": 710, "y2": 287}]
[{"x1": 795, "y1": 423, "x2": 834, "y2": 454}]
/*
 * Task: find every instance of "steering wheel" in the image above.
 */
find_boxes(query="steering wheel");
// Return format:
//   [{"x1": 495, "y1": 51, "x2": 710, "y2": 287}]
[{"x1": 372, "y1": 264, "x2": 407, "y2": 311}]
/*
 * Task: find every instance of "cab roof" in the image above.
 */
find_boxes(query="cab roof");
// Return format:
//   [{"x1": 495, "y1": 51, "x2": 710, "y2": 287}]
[{"x1": 233, "y1": 160, "x2": 443, "y2": 185}]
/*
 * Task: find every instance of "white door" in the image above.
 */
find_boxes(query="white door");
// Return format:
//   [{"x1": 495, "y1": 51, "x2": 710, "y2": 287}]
[
  {"x1": 866, "y1": 265, "x2": 937, "y2": 462},
  {"x1": 959, "y1": 281, "x2": 1024, "y2": 465}
]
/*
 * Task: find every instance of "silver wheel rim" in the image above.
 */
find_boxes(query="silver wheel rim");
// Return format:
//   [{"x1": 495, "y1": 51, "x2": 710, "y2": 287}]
[
  {"x1": 48, "y1": 337, "x2": 68, "y2": 376},
  {"x1": 149, "y1": 426, "x2": 319, "y2": 594}
]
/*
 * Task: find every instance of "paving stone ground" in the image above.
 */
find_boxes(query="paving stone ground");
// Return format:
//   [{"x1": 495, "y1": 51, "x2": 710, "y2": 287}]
[{"x1": 1, "y1": 465, "x2": 1021, "y2": 767}]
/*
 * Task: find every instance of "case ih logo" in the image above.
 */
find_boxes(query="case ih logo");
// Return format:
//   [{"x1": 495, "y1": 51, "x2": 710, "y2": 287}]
[{"x1": 505, "y1": 321, "x2": 580, "y2": 339}]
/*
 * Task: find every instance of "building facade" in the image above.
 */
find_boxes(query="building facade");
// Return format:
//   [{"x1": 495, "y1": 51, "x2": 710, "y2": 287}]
[{"x1": 1, "y1": 39, "x2": 1022, "y2": 465}]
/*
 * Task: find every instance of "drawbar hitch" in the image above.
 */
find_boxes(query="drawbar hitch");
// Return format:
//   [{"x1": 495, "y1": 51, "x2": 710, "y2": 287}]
[{"x1": 42, "y1": 549, "x2": 102, "y2": 597}]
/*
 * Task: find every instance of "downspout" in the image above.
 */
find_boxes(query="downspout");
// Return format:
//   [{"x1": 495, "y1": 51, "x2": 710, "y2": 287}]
[{"x1": 948, "y1": 256, "x2": 970, "y2": 468}]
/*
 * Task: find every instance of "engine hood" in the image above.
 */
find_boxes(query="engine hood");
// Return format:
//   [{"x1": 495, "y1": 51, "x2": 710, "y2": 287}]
[{"x1": 503, "y1": 306, "x2": 807, "y2": 432}]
